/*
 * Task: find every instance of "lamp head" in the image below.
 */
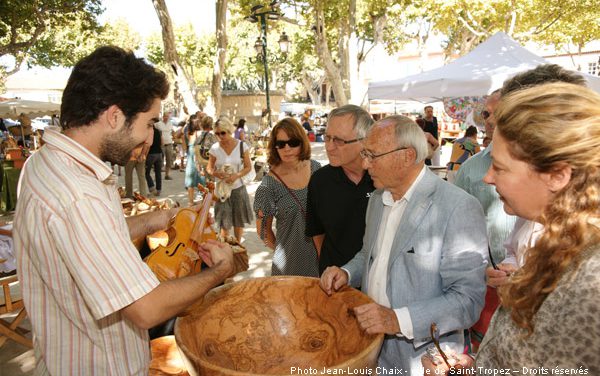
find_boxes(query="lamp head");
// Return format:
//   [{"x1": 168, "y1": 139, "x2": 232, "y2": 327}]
[{"x1": 278, "y1": 32, "x2": 290, "y2": 54}]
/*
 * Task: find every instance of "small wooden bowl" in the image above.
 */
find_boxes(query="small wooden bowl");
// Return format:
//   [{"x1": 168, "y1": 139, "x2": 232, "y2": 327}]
[
  {"x1": 149, "y1": 336, "x2": 189, "y2": 376},
  {"x1": 174, "y1": 276, "x2": 383, "y2": 376}
]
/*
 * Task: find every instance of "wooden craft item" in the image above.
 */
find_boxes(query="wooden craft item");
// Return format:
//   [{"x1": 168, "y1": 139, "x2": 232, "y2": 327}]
[
  {"x1": 144, "y1": 193, "x2": 216, "y2": 282},
  {"x1": 174, "y1": 276, "x2": 384, "y2": 376},
  {"x1": 149, "y1": 335, "x2": 189, "y2": 376}
]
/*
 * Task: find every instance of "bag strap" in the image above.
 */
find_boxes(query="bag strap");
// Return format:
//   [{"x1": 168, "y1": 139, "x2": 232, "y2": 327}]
[
  {"x1": 269, "y1": 168, "x2": 306, "y2": 219},
  {"x1": 197, "y1": 131, "x2": 209, "y2": 146}
]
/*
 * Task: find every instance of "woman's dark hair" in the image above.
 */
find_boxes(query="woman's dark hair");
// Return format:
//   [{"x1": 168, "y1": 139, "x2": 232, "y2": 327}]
[
  {"x1": 187, "y1": 114, "x2": 198, "y2": 134},
  {"x1": 60, "y1": 46, "x2": 169, "y2": 130},
  {"x1": 267, "y1": 118, "x2": 311, "y2": 166},
  {"x1": 237, "y1": 119, "x2": 246, "y2": 129}
]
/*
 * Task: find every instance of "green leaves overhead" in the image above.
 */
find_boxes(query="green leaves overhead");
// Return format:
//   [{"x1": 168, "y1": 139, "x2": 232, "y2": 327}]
[{"x1": 0, "y1": 0, "x2": 104, "y2": 72}]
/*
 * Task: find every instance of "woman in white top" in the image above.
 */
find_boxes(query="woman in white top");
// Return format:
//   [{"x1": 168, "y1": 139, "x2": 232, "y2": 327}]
[{"x1": 206, "y1": 116, "x2": 254, "y2": 242}]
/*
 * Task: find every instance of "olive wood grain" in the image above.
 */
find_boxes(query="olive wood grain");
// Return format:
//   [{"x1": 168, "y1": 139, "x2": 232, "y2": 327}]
[
  {"x1": 149, "y1": 335, "x2": 190, "y2": 376},
  {"x1": 175, "y1": 276, "x2": 383, "y2": 376}
]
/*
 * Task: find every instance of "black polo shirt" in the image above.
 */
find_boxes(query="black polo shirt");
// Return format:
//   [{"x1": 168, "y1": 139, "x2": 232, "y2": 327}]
[{"x1": 306, "y1": 164, "x2": 375, "y2": 275}]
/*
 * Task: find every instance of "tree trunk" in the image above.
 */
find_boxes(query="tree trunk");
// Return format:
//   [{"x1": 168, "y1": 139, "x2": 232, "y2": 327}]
[
  {"x1": 211, "y1": 0, "x2": 228, "y2": 117},
  {"x1": 301, "y1": 71, "x2": 321, "y2": 105},
  {"x1": 151, "y1": 0, "x2": 199, "y2": 114},
  {"x1": 338, "y1": 0, "x2": 354, "y2": 102},
  {"x1": 314, "y1": 3, "x2": 348, "y2": 106}
]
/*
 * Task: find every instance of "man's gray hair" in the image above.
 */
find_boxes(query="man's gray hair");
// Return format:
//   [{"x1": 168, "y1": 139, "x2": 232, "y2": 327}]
[
  {"x1": 328, "y1": 104, "x2": 374, "y2": 138},
  {"x1": 371, "y1": 115, "x2": 429, "y2": 164}
]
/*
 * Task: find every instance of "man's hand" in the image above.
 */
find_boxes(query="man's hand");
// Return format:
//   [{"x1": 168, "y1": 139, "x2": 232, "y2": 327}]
[
  {"x1": 486, "y1": 263, "x2": 517, "y2": 288},
  {"x1": 198, "y1": 239, "x2": 234, "y2": 276},
  {"x1": 352, "y1": 303, "x2": 400, "y2": 335},
  {"x1": 320, "y1": 266, "x2": 348, "y2": 296}
]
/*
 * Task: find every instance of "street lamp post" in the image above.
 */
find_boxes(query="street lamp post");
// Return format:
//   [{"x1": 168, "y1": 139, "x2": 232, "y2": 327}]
[{"x1": 246, "y1": 2, "x2": 289, "y2": 129}]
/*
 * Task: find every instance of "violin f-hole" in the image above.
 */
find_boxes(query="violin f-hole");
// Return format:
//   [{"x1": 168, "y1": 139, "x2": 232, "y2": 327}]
[{"x1": 166, "y1": 242, "x2": 185, "y2": 257}]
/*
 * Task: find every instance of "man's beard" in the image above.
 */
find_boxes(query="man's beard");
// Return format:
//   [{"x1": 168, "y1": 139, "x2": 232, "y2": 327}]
[{"x1": 99, "y1": 124, "x2": 139, "y2": 166}]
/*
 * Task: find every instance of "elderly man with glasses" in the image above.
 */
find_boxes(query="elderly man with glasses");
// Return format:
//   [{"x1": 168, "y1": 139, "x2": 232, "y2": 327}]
[
  {"x1": 320, "y1": 115, "x2": 488, "y2": 375},
  {"x1": 305, "y1": 105, "x2": 375, "y2": 275}
]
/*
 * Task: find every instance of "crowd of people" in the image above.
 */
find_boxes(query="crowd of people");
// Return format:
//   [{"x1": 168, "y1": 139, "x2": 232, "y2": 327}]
[{"x1": 9, "y1": 43, "x2": 600, "y2": 376}]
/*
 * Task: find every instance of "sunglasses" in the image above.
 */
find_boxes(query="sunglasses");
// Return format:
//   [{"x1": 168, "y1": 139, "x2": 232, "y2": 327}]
[
  {"x1": 482, "y1": 110, "x2": 490, "y2": 120},
  {"x1": 215, "y1": 131, "x2": 227, "y2": 136},
  {"x1": 274, "y1": 139, "x2": 302, "y2": 149}
]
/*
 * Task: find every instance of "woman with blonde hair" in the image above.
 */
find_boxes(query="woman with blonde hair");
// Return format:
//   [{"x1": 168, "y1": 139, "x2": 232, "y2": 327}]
[
  {"x1": 206, "y1": 116, "x2": 254, "y2": 242},
  {"x1": 423, "y1": 82, "x2": 600, "y2": 373},
  {"x1": 194, "y1": 115, "x2": 217, "y2": 180},
  {"x1": 254, "y1": 118, "x2": 321, "y2": 276}
]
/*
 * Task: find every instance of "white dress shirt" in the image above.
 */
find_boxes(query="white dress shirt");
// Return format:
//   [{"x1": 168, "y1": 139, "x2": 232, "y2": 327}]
[
  {"x1": 502, "y1": 217, "x2": 544, "y2": 267},
  {"x1": 367, "y1": 165, "x2": 426, "y2": 339}
]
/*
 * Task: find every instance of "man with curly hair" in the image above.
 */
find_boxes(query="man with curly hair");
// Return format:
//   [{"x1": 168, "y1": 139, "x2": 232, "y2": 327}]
[{"x1": 13, "y1": 46, "x2": 234, "y2": 375}]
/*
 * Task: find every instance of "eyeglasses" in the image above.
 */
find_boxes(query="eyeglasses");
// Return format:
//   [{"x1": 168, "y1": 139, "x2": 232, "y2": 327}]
[
  {"x1": 324, "y1": 135, "x2": 363, "y2": 147},
  {"x1": 215, "y1": 131, "x2": 227, "y2": 136},
  {"x1": 274, "y1": 139, "x2": 302, "y2": 149},
  {"x1": 482, "y1": 110, "x2": 490, "y2": 120},
  {"x1": 360, "y1": 147, "x2": 408, "y2": 162}
]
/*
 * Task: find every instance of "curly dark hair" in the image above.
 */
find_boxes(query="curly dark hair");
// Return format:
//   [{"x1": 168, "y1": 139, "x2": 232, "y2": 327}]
[{"x1": 60, "y1": 46, "x2": 169, "y2": 130}]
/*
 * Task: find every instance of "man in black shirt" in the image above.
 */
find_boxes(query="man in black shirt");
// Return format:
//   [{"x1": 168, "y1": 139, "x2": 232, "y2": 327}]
[
  {"x1": 423, "y1": 105, "x2": 438, "y2": 165},
  {"x1": 306, "y1": 105, "x2": 375, "y2": 275},
  {"x1": 145, "y1": 126, "x2": 163, "y2": 196}
]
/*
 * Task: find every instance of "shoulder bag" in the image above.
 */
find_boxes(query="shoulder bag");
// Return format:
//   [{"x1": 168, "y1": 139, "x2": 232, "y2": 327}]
[{"x1": 239, "y1": 141, "x2": 256, "y2": 184}]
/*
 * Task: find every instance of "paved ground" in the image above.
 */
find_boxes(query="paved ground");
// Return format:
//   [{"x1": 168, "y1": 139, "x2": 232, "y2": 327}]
[
  {"x1": 0, "y1": 142, "x2": 329, "y2": 375},
  {"x1": 0, "y1": 140, "x2": 454, "y2": 374}
]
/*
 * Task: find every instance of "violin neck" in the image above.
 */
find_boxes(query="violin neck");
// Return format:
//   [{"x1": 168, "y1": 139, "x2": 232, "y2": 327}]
[{"x1": 190, "y1": 192, "x2": 213, "y2": 244}]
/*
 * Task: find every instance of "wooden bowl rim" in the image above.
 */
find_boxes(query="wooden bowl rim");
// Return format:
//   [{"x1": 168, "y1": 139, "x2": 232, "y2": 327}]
[{"x1": 174, "y1": 276, "x2": 384, "y2": 376}]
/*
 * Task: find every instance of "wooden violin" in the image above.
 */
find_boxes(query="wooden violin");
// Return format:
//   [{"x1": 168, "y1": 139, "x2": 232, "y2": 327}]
[{"x1": 144, "y1": 192, "x2": 217, "y2": 282}]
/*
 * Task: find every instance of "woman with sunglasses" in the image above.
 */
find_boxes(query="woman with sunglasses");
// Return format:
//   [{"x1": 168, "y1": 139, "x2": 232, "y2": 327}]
[
  {"x1": 423, "y1": 83, "x2": 600, "y2": 374},
  {"x1": 254, "y1": 118, "x2": 321, "y2": 277},
  {"x1": 206, "y1": 116, "x2": 254, "y2": 242}
]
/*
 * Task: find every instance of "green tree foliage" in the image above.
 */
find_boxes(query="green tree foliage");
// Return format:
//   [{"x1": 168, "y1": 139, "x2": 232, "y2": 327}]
[
  {"x1": 0, "y1": 0, "x2": 104, "y2": 75},
  {"x1": 146, "y1": 24, "x2": 215, "y2": 85},
  {"x1": 427, "y1": 0, "x2": 600, "y2": 56},
  {"x1": 232, "y1": 0, "x2": 413, "y2": 105},
  {"x1": 146, "y1": 23, "x2": 216, "y2": 107},
  {"x1": 30, "y1": 18, "x2": 141, "y2": 68}
]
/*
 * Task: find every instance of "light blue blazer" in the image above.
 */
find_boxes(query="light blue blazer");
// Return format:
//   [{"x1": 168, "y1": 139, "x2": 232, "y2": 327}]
[{"x1": 344, "y1": 169, "x2": 488, "y2": 374}]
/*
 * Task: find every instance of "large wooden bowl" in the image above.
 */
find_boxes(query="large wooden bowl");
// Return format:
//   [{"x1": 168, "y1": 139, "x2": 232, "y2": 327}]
[{"x1": 174, "y1": 276, "x2": 383, "y2": 376}]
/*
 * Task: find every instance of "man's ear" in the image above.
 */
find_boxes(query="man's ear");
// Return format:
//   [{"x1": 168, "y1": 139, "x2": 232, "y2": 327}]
[
  {"x1": 405, "y1": 147, "x2": 417, "y2": 164},
  {"x1": 545, "y1": 163, "x2": 572, "y2": 193},
  {"x1": 105, "y1": 105, "x2": 123, "y2": 130}
]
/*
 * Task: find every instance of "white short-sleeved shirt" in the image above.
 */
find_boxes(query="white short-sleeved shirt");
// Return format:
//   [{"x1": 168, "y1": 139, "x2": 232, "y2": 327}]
[
  {"x1": 14, "y1": 127, "x2": 160, "y2": 375},
  {"x1": 209, "y1": 140, "x2": 248, "y2": 190},
  {"x1": 154, "y1": 120, "x2": 173, "y2": 145}
]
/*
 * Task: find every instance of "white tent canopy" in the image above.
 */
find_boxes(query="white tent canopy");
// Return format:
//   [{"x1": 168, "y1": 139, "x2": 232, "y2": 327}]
[
  {"x1": 368, "y1": 32, "x2": 600, "y2": 102},
  {"x1": 0, "y1": 98, "x2": 60, "y2": 119}
]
